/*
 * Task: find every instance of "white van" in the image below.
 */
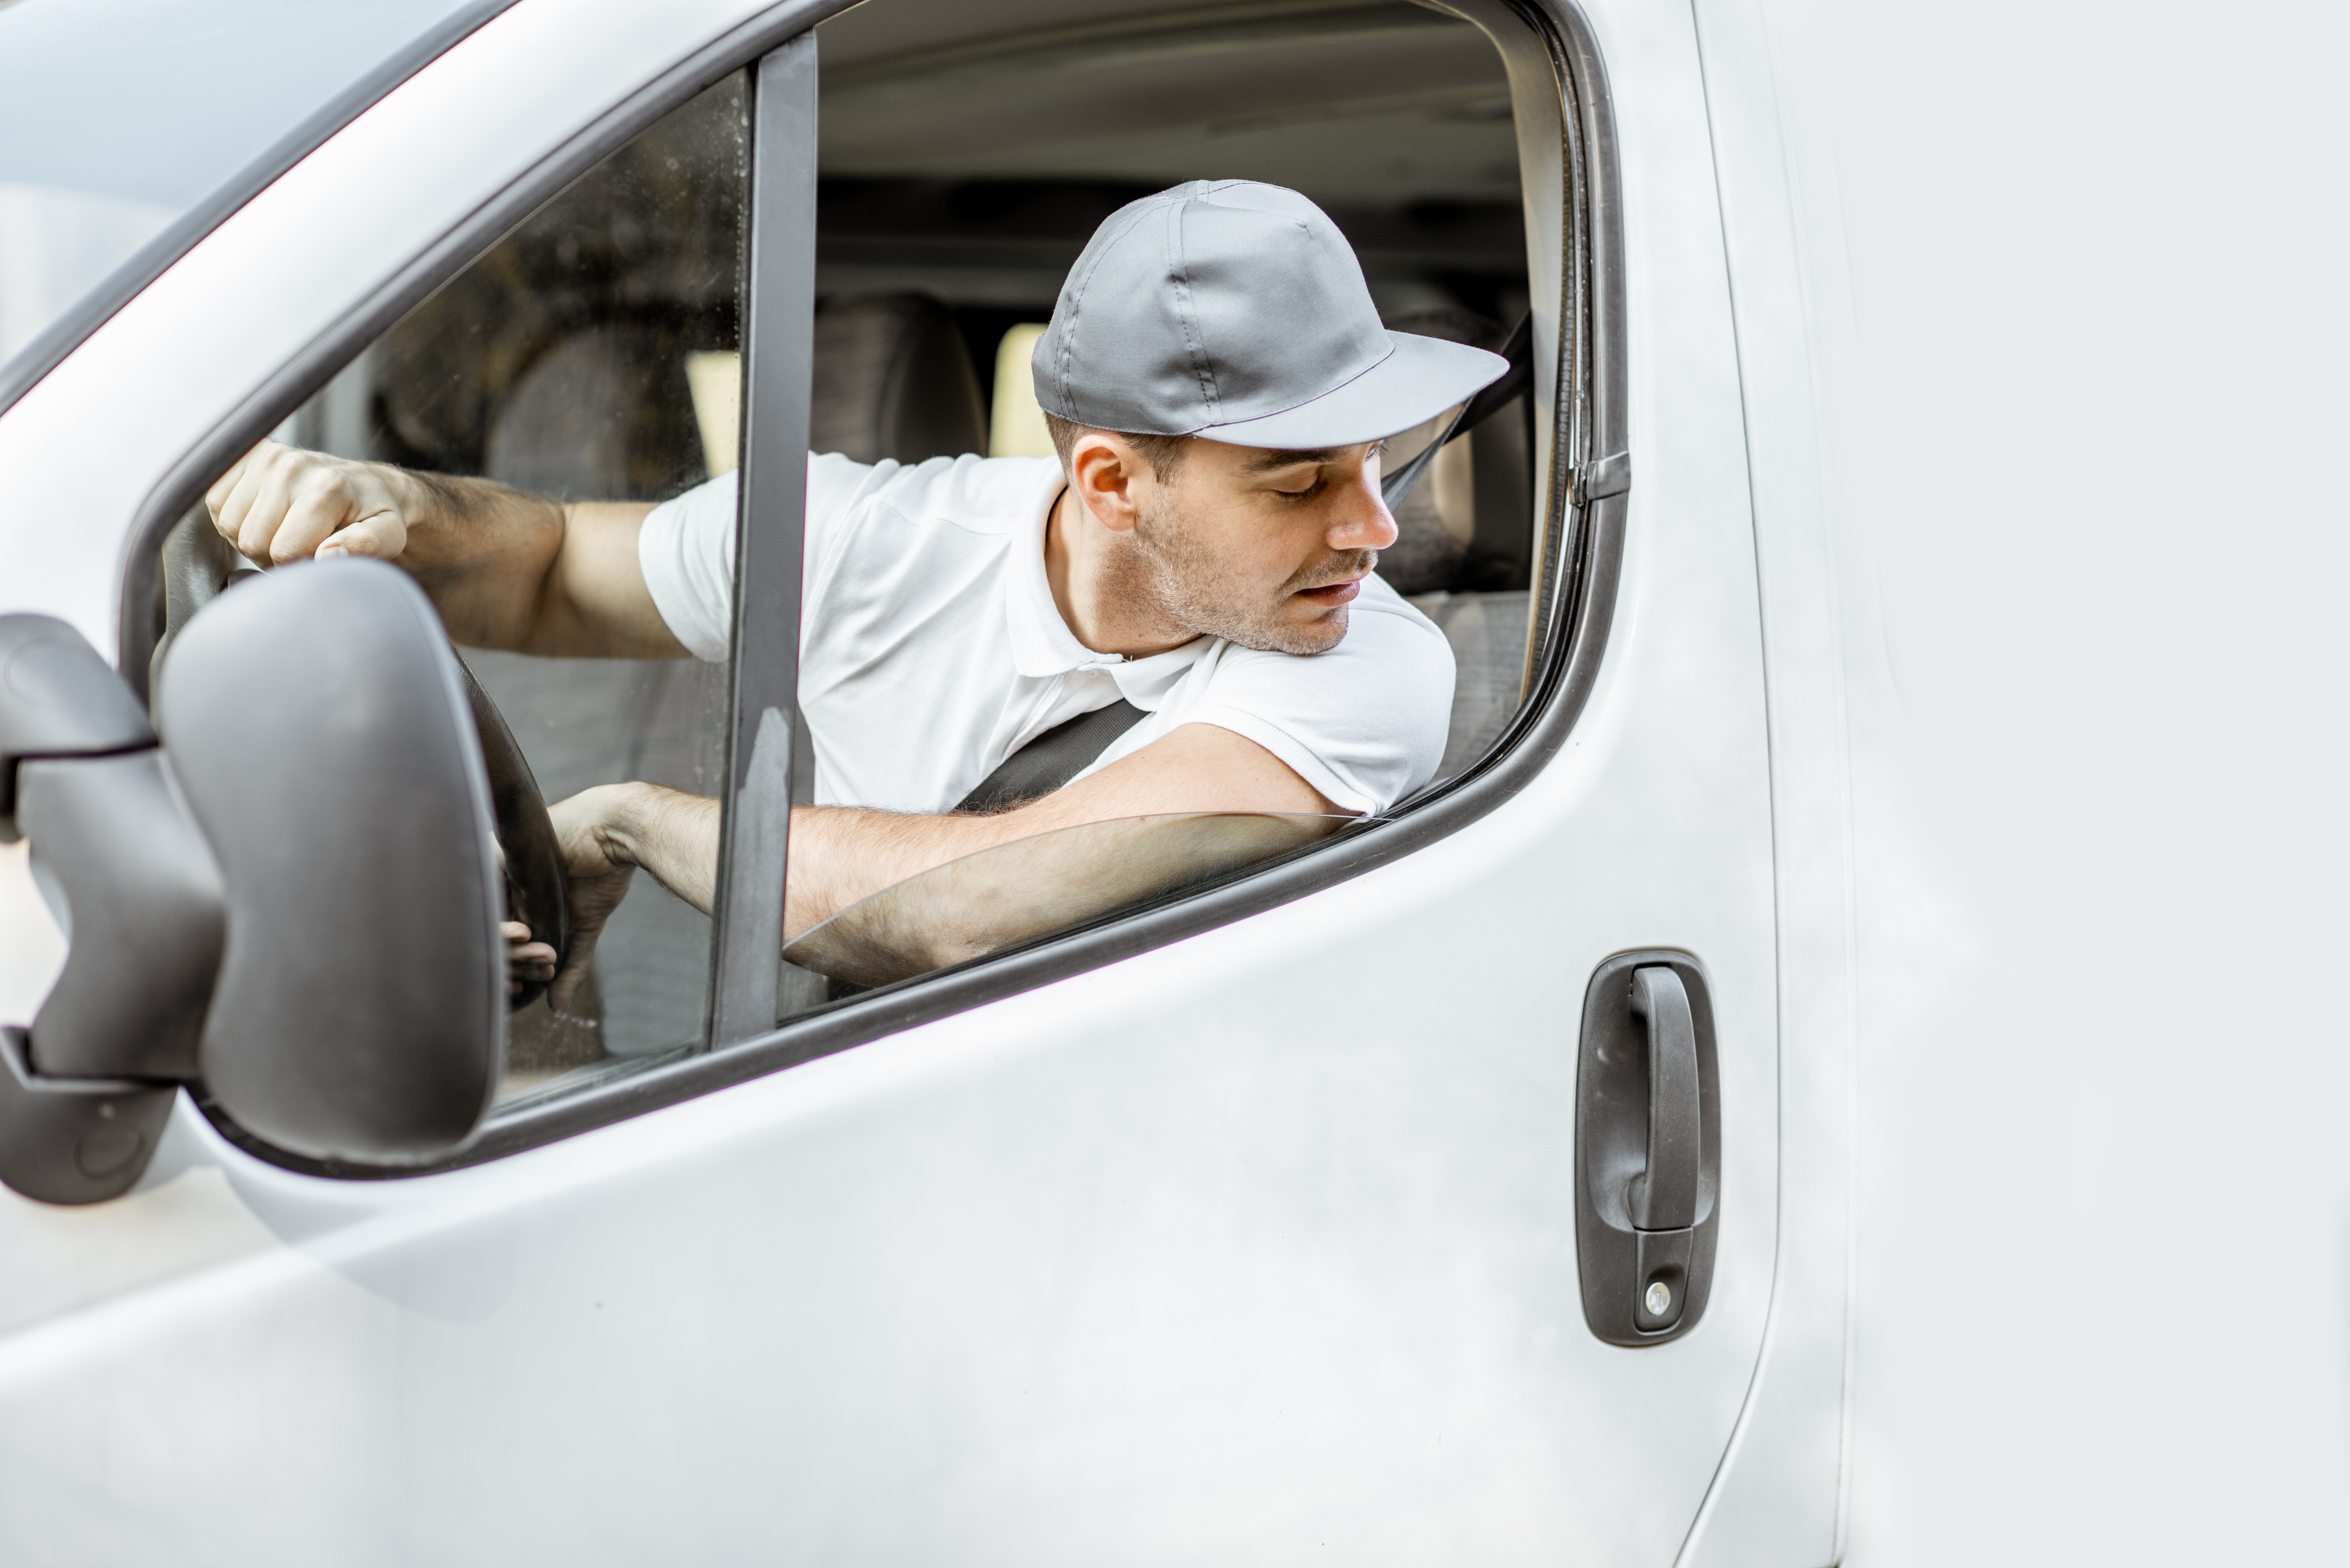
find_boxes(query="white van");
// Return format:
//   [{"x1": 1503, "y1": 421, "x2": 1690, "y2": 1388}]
[{"x1": 1, "y1": 0, "x2": 2341, "y2": 1561}]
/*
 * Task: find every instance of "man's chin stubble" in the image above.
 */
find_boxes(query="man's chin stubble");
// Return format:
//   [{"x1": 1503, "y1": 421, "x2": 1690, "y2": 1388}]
[
  {"x1": 1231, "y1": 603, "x2": 1349, "y2": 656},
  {"x1": 1124, "y1": 506, "x2": 1363, "y2": 654}
]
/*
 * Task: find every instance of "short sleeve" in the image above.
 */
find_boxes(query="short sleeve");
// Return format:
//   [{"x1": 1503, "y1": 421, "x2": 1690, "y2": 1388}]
[
  {"x1": 636, "y1": 454, "x2": 876, "y2": 662},
  {"x1": 637, "y1": 474, "x2": 739, "y2": 661},
  {"x1": 1175, "y1": 580, "x2": 1456, "y2": 814}
]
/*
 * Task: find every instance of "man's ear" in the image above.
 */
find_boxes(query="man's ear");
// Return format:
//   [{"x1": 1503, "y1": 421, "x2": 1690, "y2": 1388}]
[{"x1": 1068, "y1": 431, "x2": 1148, "y2": 535}]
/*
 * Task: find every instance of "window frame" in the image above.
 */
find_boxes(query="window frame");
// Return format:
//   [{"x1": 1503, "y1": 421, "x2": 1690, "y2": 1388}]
[
  {"x1": 713, "y1": 35, "x2": 816, "y2": 1047},
  {"x1": 113, "y1": 0, "x2": 1627, "y2": 1179}
]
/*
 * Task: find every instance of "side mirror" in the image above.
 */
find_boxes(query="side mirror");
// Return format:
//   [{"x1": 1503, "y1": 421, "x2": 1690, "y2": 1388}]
[{"x1": 0, "y1": 561, "x2": 506, "y2": 1201}]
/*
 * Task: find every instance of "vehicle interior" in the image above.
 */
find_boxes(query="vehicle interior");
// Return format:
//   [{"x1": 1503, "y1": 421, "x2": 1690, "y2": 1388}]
[{"x1": 155, "y1": 0, "x2": 1542, "y2": 1103}]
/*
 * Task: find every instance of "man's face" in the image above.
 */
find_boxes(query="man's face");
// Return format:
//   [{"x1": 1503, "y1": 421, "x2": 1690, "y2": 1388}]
[{"x1": 1125, "y1": 438, "x2": 1400, "y2": 656}]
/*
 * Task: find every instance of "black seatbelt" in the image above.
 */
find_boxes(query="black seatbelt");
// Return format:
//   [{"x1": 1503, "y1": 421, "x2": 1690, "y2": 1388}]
[{"x1": 956, "y1": 699, "x2": 1146, "y2": 813}]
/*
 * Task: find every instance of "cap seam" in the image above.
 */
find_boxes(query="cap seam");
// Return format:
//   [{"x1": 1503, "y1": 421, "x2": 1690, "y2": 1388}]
[{"x1": 1167, "y1": 196, "x2": 1221, "y2": 425}]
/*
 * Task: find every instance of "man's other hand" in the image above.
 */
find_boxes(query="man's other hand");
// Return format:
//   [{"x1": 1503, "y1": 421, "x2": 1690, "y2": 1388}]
[
  {"x1": 206, "y1": 439, "x2": 421, "y2": 567},
  {"x1": 504, "y1": 921, "x2": 557, "y2": 997},
  {"x1": 544, "y1": 785, "x2": 645, "y2": 1015}
]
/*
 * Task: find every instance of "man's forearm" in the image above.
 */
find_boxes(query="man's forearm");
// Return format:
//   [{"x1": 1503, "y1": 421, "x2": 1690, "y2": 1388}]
[
  {"x1": 597, "y1": 783, "x2": 725, "y2": 913},
  {"x1": 585, "y1": 723, "x2": 1333, "y2": 952},
  {"x1": 405, "y1": 480, "x2": 675, "y2": 656},
  {"x1": 782, "y1": 803, "x2": 1031, "y2": 940},
  {"x1": 390, "y1": 470, "x2": 568, "y2": 650},
  {"x1": 589, "y1": 784, "x2": 1057, "y2": 938}
]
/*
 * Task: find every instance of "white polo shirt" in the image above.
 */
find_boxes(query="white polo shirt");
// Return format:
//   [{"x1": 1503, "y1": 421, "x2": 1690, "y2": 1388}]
[{"x1": 636, "y1": 453, "x2": 1455, "y2": 815}]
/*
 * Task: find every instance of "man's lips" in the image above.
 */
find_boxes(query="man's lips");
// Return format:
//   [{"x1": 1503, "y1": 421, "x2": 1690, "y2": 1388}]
[{"x1": 1295, "y1": 576, "x2": 1363, "y2": 607}]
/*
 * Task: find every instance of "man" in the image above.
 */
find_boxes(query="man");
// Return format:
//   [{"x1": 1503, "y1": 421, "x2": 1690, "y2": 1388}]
[{"x1": 206, "y1": 181, "x2": 1506, "y2": 996}]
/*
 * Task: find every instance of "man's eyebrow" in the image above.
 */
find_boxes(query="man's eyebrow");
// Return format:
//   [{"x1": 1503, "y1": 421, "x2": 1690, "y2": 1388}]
[{"x1": 1242, "y1": 447, "x2": 1344, "y2": 472}]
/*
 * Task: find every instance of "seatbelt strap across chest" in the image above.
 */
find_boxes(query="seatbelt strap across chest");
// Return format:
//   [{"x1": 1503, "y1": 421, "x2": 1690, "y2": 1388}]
[{"x1": 955, "y1": 699, "x2": 1145, "y2": 813}]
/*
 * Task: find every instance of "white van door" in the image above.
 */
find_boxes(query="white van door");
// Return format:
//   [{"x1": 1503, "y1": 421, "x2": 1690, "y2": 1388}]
[{"x1": 0, "y1": 0, "x2": 1813, "y2": 1560}]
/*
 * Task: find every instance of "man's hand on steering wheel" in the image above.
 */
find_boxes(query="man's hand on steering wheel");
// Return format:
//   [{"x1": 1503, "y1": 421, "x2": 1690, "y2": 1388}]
[
  {"x1": 196, "y1": 441, "x2": 600, "y2": 1015},
  {"x1": 505, "y1": 923, "x2": 557, "y2": 996},
  {"x1": 205, "y1": 439, "x2": 420, "y2": 566},
  {"x1": 534, "y1": 785, "x2": 641, "y2": 1015}
]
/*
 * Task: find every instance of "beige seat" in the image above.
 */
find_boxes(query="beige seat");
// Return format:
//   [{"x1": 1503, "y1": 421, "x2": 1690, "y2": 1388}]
[{"x1": 1409, "y1": 589, "x2": 1531, "y2": 786}]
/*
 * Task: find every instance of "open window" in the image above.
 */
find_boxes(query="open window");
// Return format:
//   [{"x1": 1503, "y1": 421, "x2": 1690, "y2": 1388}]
[
  {"x1": 811, "y1": 0, "x2": 1544, "y2": 786},
  {"x1": 115, "y1": 0, "x2": 1617, "y2": 1174},
  {"x1": 743, "y1": 0, "x2": 1580, "y2": 1024}
]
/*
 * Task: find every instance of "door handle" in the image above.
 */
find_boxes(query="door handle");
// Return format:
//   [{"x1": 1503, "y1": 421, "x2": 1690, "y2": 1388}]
[
  {"x1": 1626, "y1": 966, "x2": 1698, "y2": 1230},
  {"x1": 1575, "y1": 952, "x2": 1720, "y2": 1346}
]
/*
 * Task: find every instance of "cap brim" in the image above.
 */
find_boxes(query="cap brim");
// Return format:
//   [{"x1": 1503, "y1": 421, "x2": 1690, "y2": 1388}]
[{"x1": 1191, "y1": 331, "x2": 1509, "y2": 449}]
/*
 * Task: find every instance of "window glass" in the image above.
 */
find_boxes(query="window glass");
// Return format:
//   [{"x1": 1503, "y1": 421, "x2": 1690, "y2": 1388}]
[
  {"x1": 0, "y1": 0, "x2": 499, "y2": 381},
  {"x1": 161, "y1": 73, "x2": 746, "y2": 1106}
]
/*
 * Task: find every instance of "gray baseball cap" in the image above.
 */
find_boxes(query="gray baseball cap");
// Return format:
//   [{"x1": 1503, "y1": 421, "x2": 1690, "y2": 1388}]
[{"x1": 1031, "y1": 180, "x2": 1509, "y2": 449}]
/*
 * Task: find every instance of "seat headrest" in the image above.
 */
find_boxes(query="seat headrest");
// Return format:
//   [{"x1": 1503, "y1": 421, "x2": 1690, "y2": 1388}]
[
  {"x1": 484, "y1": 322, "x2": 709, "y2": 501},
  {"x1": 810, "y1": 293, "x2": 988, "y2": 466}
]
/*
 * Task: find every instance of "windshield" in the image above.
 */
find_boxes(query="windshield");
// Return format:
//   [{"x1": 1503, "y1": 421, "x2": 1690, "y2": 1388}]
[
  {"x1": 785, "y1": 813, "x2": 1357, "y2": 990},
  {"x1": 0, "y1": 0, "x2": 504, "y2": 401}
]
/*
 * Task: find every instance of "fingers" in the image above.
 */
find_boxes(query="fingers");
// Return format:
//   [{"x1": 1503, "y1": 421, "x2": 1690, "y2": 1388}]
[
  {"x1": 207, "y1": 441, "x2": 280, "y2": 552},
  {"x1": 212, "y1": 442, "x2": 321, "y2": 564},
  {"x1": 502, "y1": 922, "x2": 555, "y2": 963},
  {"x1": 503, "y1": 919, "x2": 557, "y2": 996},
  {"x1": 203, "y1": 439, "x2": 272, "y2": 526},
  {"x1": 205, "y1": 442, "x2": 412, "y2": 567},
  {"x1": 502, "y1": 923, "x2": 556, "y2": 973},
  {"x1": 506, "y1": 945, "x2": 557, "y2": 995},
  {"x1": 268, "y1": 471, "x2": 365, "y2": 564},
  {"x1": 316, "y1": 512, "x2": 406, "y2": 561}
]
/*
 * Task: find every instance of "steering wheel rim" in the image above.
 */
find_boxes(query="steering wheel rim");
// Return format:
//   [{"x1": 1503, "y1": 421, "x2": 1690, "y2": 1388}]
[{"x1": 156, "y1": 507, "x2": 573, "y2": 1011}]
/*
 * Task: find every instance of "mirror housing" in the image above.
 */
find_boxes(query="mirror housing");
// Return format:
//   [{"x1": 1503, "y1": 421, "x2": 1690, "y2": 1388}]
[
  {"x1": 0, "y1": 562, "x2": 507, "y2": 1201},
  {"x1": 159, "y1": 560, "x2": 506, "y2": 1164}
]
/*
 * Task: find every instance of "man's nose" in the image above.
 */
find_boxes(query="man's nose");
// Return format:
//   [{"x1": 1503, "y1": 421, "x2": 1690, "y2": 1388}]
[{"x1": 1329, "y1": 465, "x2": 1400, "y2": 552}]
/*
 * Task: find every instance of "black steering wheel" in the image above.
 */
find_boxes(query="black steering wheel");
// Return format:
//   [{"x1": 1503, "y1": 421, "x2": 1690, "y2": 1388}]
[{"x1": 155, "y1": 507, "x2": 573, "y2": 1011}]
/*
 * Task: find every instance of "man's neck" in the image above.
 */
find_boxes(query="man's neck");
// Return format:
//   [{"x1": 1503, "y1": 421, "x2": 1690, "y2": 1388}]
[{"x1": 1043, "y1": 483, "x2": 1198, "y2": 658}]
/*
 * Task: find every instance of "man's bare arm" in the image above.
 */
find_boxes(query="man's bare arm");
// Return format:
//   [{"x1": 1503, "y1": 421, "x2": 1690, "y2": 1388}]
[
  {"x1": 204, "y1": 440, "x2": 683, "y2": 657},
  {"x1": 547, "y1": 721, "x2": 1337, "y2": 955},
  {"x1": 785, "y1": 721, "x2": 1335, "y2": 939}
]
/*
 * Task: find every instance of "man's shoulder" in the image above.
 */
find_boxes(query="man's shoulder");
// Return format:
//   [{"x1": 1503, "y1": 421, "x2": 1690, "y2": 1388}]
[
  {"x1": 1309, "y1": 572, "x2": 1456, "y2": 678},
  {"x1": 1195, "y1": 576, "x2": 1455, "y2": 699},
  {"x1": 1155, "y1": 572, "x2": 1458, "y2": 814},
  {"x1": 819, "y1": 451, "x2": 1060, "y2": 538}
]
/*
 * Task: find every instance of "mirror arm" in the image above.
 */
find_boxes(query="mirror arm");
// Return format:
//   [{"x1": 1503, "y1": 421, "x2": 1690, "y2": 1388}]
[{"x1": 0, "y1": 617, "x2": 224, "y2": 1204}]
